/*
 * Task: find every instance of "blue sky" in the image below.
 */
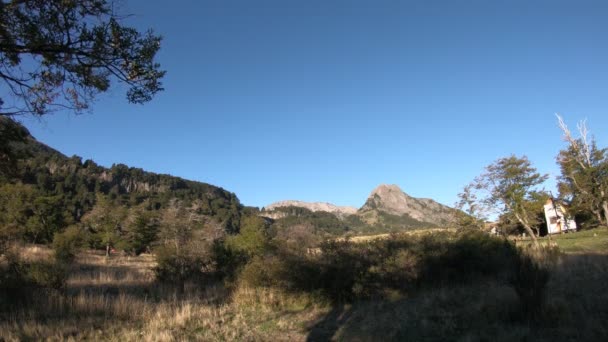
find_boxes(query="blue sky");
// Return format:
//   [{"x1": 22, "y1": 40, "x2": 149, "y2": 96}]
[{"x1": 17, "y1": 0, "x2": 608, "y2": 208}]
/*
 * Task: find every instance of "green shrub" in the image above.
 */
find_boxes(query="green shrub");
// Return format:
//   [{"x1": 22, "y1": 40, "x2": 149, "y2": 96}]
[
  {"x1": 211, "y1": 239, "x2": 248, "y2": 281},
  {"x1": 231, "y1": 231, "x2": 526, "y2": 303},
  {"x1": 225, "y1": 216, "x2": 272, "y2": 257},
  {"x1": 1, "y1": 257, "x2": 68, "y2": 310},
  {"x1": 238, "y1": 255, "x2": 290, "y2": 288},
  {"x1": 212, "y1": 215, "x2": 275, "y2": 283},
  {"x1": 421, "y1": 231, "x2": 518, "y2": 285},
  {"x1": 52, "y1": 225, "x2": 84, "y2": 263},
  {"x1": 154, "y1": 245, "x2": 209, "y2": 294},
  {"x1": 25, "y1": 261, "x2": 68, "y2": 292}
]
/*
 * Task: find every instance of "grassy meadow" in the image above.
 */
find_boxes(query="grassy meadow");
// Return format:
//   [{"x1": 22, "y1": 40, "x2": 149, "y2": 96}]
[{"x1": 1, "y1": 228, "x2": 608, "y2": 341}]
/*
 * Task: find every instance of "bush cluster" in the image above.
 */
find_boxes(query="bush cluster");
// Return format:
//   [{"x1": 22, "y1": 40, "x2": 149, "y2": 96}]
[
  {"x1": 234, "y1": 231, "x2": 522, "y2": 302},
  {"x1": 0, "y1": 254, "x2": 68, "y2": 309},
  {"x1": 52, "y1": 226, "x2": 84, "y2": 263}
]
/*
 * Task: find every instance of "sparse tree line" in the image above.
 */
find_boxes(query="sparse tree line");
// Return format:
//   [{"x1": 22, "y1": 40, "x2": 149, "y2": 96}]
[{"x1": 457, "y1": 115, "x2": 608, "y2": 246}]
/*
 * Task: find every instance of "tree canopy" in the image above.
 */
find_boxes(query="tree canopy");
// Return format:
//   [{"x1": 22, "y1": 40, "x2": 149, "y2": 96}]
[
  {"x1": 463, "y1": 155, "x2": 548, "y2": 245},
  {"x1": 0, "y1": 0, "x2": 165, "y2": 116},
  {"x1": 556, "y1": 115, "x2": 608, "y2": 226}
]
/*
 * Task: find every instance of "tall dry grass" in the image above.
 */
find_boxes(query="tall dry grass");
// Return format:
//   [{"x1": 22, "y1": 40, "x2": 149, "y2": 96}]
[
  {"x1": 1, "y1": 246, "x2": 328, "y2": 341},
  {"x1": 2, "y1": 242, "x2": 608, "y2": 341}
]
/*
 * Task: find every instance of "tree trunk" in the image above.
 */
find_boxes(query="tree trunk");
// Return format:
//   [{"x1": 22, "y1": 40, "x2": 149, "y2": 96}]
[
  {"x1": 592, "y1": 208, "x2": 603, "y2": 225},
  {"x1": 522, "y1": 224, "x2": 540, "y2": 248},
  {"x1": 514, "y1": 212, "x2": 540, "y2": 248},
  {"x1": 105, "y1": 243, "x2": 110, "y2": 257}
]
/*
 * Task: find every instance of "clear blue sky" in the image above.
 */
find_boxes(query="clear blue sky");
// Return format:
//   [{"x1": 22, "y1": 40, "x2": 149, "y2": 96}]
[{"x1": 17, "y1": 0, "x2": 608, "y2": 209}]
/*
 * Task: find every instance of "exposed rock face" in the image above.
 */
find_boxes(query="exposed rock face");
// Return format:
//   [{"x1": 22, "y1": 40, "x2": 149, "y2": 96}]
[
  {"x1": 360, "y1": 184, "x2": 455, "y2": 226},
  {"x1": 265, "y1": 200, "x2": 358, "y2": 218},
  {"x1": 264, "y1": 184, "x2": 456, "y2": 229}
]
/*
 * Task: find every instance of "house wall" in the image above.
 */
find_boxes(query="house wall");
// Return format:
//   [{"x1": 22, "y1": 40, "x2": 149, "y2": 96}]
[{"x1": 543, "y1": 201, "x2": 577, "y2": 234}]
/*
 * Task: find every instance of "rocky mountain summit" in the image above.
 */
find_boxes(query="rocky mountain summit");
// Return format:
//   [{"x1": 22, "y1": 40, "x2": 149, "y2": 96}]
[
  {"x1": 360, "y1": 184, "x2": 455, "y2": 226},
  {"x1": 264, "y1": 184, "x2": 456, "y2": 231}
]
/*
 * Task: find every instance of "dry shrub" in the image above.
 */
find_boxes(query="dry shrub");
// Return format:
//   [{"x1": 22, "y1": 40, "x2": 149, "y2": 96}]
[{"x1": 233, "y1": 230, "x2": 521, "y2": 303}]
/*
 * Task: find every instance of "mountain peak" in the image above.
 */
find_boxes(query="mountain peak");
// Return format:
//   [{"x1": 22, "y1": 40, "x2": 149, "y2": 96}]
[
  {"x1": 361, "y1": 184, "x2": 455, "y2": 226},
  {"x1": 370, "y1": 184, "x2": 405, "y2": 197}
]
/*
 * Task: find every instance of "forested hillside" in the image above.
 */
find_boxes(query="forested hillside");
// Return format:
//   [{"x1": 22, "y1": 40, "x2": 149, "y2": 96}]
[{"x1": 0, "y1": 117, "x2": 242, "y2": 251}]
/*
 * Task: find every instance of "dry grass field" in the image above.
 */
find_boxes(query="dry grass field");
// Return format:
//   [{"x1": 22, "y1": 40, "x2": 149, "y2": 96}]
[
  {"x1": 343, "y1": 227, "x2": 456, "y2": 243},
  {"x1": 1, "y1": 247, "x2": 330, "y2": 341},
  {"x1": 2, "y1": 228, "x2": 608, "y2": 341}
]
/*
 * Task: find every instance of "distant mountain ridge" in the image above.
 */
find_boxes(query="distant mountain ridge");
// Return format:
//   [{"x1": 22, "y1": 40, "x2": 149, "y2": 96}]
[
  {"x1": 360, "y1": 184, "x2": 455, "y2": 226},
  {"x1": 263, "y1": 184, "x2": 456, "y2": 232},
  {"x1": 265, "y1": 200, "x2": 357, "y2": 218}
]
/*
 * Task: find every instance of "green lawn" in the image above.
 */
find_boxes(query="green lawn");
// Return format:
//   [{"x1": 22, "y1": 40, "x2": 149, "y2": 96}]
[{"x1": 539, "y1": 227, "x2": 608, "y2": 253}]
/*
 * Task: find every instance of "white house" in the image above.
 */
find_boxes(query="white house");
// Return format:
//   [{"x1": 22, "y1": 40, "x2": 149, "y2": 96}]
[{"x1": 543, "y1": 199, "x2": 576, "y2": 234}]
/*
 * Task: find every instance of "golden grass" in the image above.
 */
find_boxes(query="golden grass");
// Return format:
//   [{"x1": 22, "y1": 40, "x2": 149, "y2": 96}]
[
  {"x1": 1, "y1": 246, "x2": 330, "y2": 341},
  {"x1": 346, "y1": 227, "x2": 456, "y2": 243},
  {"x1": 3, "y1": 239, "x2": 608, "y2": 341},
  {"x1": 17, "y1": 244, "x2": 54, "y2": 262},
  {"x1": 67, "y1": 251, "x2": 156, "y2": 289},
  {"x1": 1, "y1": 286, "x2": 328, "y2": 341}
]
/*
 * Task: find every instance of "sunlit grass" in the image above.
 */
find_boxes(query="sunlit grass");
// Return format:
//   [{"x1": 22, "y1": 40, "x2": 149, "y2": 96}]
[{"x1": 537, "y1": 228, "x2": 608, "y2": 253}]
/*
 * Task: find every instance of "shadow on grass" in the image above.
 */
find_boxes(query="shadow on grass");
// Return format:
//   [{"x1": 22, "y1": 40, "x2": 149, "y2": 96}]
[
  {"x1": 303, "y1": 252, "x2": 608, "y2": 342},
  {"x1": 306, "y1": 305, "x2": 352, "y2": 342}
]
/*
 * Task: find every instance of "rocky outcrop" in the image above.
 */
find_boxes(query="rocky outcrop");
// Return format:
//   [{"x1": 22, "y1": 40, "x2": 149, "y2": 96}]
[
  {"x1": 265, "y1": 200, "x2": 357, "y2": 218},
  {"x1": 360, "y1": 184, "x2": 455, "y2": 226},
  {"x1": 265, "y1": 184, "x2": 456, "y2": 229}
]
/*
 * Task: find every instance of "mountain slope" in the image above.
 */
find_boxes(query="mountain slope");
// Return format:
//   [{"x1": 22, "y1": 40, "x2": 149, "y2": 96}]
[
  {"x1": 359, "y1": 184, "x2": 455, "y2": 227},
  {"x1": 264, "y1": 184, "x2": 457, "y2": 234},
  {"x1": 0, "y1": 117, "x2": 243, "y2": 244}
]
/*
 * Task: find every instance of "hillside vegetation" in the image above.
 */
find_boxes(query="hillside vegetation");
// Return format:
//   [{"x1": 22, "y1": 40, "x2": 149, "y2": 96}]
[{"x1": 0, "y1": 117, "x2": 242, "y2": 252}]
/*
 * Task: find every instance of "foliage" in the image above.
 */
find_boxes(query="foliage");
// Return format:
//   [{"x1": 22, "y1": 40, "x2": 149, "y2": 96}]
[
  {"x1": 0, "y1": 182, "x2": 68, "y2": 243},
  {"x1": 271, "y1": 206, "x2": 350, "y2": 236},
  {"x1": 0, "y1": 252, "x2": 68, "y2": 309},
  {"x1": 82, "y1": 194, "x2": 128, "y2": 254},
  {"x1": 0, "y1": 0, "x2": 165, "y2": 116},
  {"x1": 455, "y1": 183, "x2": 486, "y2": 230},
  {"x1": 0, "y1": 118, "x2": 244, "y2": 252},
  {"x1": 463, "y1": 155, "x2": 548, "y2": 245},
  {"x1": 235, "y1": 231, "x2": 520, "y2": 303},
  {"x1": 213, "y1": 215, "x2": 274, "y2": 282},
  {"x1": 154, "y1": 245, "x2": 208, "y2": 293},
  {"x1": 125, "y1": 210, "x2": 159, "y2": 255},
  {"x1": 556, "y1": 115, "x2": 608, "y2": 227},
  {"x1": 226, "y1": 215, "x2": 272, "y2": 257},
  {"x1": 154, "y1": 202, "x2": 215, "y2": 294},
  {"x1": 419, "y1": 231, "x2": 518, "y2": 284},
  {"x1": 0, "y1": 117, "x2": 28, "y2": 179},
  {"x1": 24, "y1": 261, "x2": 68, "y2": 292},
  {"x1": 52, "y1": 225, "x2": 84, "y2": 263}
]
